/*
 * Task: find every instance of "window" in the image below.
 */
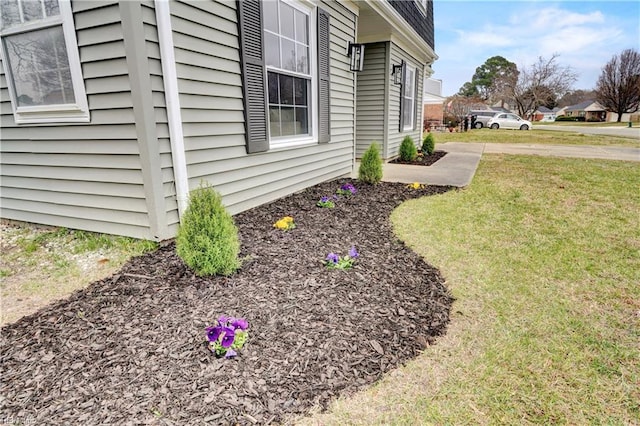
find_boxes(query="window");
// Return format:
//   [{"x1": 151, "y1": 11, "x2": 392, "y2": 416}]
[
  {"x1": 263, "y1": 0, "x2": 315, "y2": 146},
  {"x1": 237, "y1": 0, "x2": 329, "y2": 153},
  {"x1": 402, "y1": 64, "x2": 415, "y2": 131},
  {"x1": 0, "y1": 0, "x2": 89, "y2": 123}
]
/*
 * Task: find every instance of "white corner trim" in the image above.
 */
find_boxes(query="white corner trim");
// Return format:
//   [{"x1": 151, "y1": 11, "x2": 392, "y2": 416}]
[{"x1": 155, "y1": 0, "x2": 189, "y2": 219}]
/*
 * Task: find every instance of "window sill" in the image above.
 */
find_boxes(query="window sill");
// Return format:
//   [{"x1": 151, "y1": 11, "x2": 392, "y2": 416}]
[
  {"x1": 269, "y1": 136, "x2": 317, "y2": 150},
  {"x1": 12, "y1": 107, "x2": 90, "y2": 125}
]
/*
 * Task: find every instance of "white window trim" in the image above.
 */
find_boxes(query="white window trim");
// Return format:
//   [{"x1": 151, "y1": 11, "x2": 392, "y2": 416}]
[
  {"x1": 403, "y1": 64, "x2": 415, "y2": 131},
  {"x1": 265, "y1": 0, "x2": 317, "y2": 148},
  {"x1": 0, "y1": 0, "x2": 89, "y2": 124}
]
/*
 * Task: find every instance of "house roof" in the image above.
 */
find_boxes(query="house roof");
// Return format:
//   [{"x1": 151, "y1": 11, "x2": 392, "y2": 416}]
[
  {"x1": 566, "y1": 100, "x2": 605, "y2": 111},
  {"x1": 536, "y1": 106, "x2": 553, "y2": 113}
]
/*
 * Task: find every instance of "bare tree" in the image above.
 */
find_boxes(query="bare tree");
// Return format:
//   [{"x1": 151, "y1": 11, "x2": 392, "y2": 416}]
[
  {"x1": 595, "y1": 49, "x2": 640, "y2": 122},
  {"x1": 508, "y1": 54, "x2": 577, "y2": 118},
  {"x1": 558, "y1": 89, "x2": 597, "y2": 107},
  {"x1": 444, "y1": 95, "x2": 485, "y2": 126}
]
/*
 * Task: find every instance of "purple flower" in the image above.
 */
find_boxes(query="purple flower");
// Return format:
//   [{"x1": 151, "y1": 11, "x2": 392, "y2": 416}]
[
  {"x1": 348, "y1": 246, "x2": 359, "y2": 258},
  {"x1": 231, "y1": 318, "x2": 248, "y2": 330},
  {"x1": 224, "y1": 349, "x2": 237, "y2": 358},
  {"x1": 206, "y1": 326, "x2": 222, "y2": 342},
  {"x1": 326, "y1": 253, "x2": 339, "y2": 264},
  {"x1": 217, "y1": 315, "x2": 229, "y2": 325},
  {"x1": 340, "y1": 183, "x2": 357, "y2": 194},
  {"x1": 320, "y1": 196, "x2": 330, "y2": 203},
  {"x1": 220, "y1": 327, "x2": 236, "y2": 347}
]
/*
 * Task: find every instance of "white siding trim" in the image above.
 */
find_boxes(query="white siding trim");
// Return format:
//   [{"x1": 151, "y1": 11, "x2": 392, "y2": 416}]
[{"x1": 155, "y1": 0, "x2": 189, "y2": 218}]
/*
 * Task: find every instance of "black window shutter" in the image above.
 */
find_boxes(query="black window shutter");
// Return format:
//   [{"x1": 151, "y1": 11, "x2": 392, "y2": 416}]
[
  {"x1": 398, "y1": 60, "x2": 406, "y2": 132},
  {"x1": 237, "y1": 0, "x2": 269, "y2": 153},
  {"x1": 413, "y1": 68, "x2": 419, "y2": 131},
  {"x1": 317, "y1": 7, "x2": 331, "y2": 143}
]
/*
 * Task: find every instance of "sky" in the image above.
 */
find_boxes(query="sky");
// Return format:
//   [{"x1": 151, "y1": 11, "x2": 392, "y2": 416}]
[{"x1": 432, "y1": 0, "x2": 640, "y2": 96}]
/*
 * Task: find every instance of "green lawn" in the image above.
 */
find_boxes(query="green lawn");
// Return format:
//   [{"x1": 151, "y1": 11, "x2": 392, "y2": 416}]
[
  {"x1": 301, "y1": 155, "x2": 640, "y2": 424},
  {"x1": 536, "y1": 121, "x2": 636, "y2": 127},
  {"x1": 432, "y1": 128, "x2": 639, "y2": 146}
]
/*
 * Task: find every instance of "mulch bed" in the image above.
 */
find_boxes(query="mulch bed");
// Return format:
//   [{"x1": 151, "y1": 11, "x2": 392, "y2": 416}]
[
  {"x1": 0, "y1": 179, "x2": 455, "y2": 425},
  {"x1": 389, "y1": 150, "x2": 447, "y2": 166}
]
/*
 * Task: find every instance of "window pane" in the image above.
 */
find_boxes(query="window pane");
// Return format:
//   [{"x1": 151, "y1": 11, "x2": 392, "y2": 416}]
[
  {"x1": 44, "y1": 0, "x2": 60, "y2": 17},
  {"x1": 1, "y1": 0, "x2": 21, "y2": 29},
  {"x1": 22, "y1": 0, "x2": 44, "y2": 22},
  {"x1": 296, "y1": 44, "x2": 308, "y2": 74},
  {"x1": 268, "y1": 72, "x2": 279, "y2": 103},
  {"x1": 295, "y1": 10, "x2": 308, "y2": 44},
  {"x1": 269, "y1": 106, "x2": 281, "y2": 137},
  {"x1": 294, "y1": 77, "x2": 307, "y2": 106},
  {"x1": 281, "y1": 38, "x2": 296, "y2": 72},
  {"x1": 404, "y1": 68, "x2": 414, "y2": 95},
  {"x1": 295, "y1": 107, "x2": 308, "y2": 134},
  {"x1": 5, "y1": 25, "x2": 75, "y2": 106},
  {"x1": 280, "y1": 2, "x2": 294, "y2": 39},
  {"x1": 264, "y1": 32, "x2": 281, "y2": 68},
  {"x1": 263, "y1": 0, "x2": 278, "y2": 33},
  {"x1": 280, "y1": 107, "x2": 295, "y2": 136},
  {"x1": 279, "y1": 74, "x2": 294, "y2": 105},
  {"x1": 403, "y1": 99, "x2": 413, "y2": 126}
]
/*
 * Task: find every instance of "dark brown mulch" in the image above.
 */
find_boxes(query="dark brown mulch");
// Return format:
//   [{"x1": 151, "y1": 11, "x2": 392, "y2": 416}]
[
  {"x1": 0, "y1": 179, "x2": 455, "y2": 425},
  {"x1": 389, "y1": 150, "x2": 447, "y2": 166}
]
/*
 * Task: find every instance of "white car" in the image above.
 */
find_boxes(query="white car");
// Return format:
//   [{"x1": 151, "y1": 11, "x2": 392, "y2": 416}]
[{"x1": 487, "y1": 113, "x2": 532, "y2": 130}]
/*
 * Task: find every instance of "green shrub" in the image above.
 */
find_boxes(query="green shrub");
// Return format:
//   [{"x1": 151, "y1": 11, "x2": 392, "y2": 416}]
[
  {"x1": 176, "y1": 184, "x2": 240, "y2": 276},
  {"x1": 359, "y1": 143, "x2": 383, "y2": 184},
  {"x1": 422, "y1": 132, "x2": 435, "y2": 155},
  {"x1": 399, "y1": 136, "x2": 417, "y2": 161}
]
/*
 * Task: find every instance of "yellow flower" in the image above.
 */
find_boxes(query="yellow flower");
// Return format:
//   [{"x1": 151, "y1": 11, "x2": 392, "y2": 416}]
[
  {"x1": 407, "y1": 182, "x2": 423, "y2": 189},
  {"x1": 274, "y1": 216, "x2": 295, "y2": 230}
]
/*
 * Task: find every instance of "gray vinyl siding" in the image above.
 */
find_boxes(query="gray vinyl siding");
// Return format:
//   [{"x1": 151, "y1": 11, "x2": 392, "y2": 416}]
[
  {"x1": 355, "y1": 43, "x2": 386, "y2": 159},
  {"x1": 387, "y1": 42, "x2": 423, "y2": 159},
  {"x1": 170, "y1": 0, "x2": 356, "y2": 215},
  {"x1": 0, "y1": 1, "x2": 178, "y2": 240}
]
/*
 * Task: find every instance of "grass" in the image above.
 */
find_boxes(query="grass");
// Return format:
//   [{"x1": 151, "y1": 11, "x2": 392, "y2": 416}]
[
  {"x1": 536, "y1": 121, "x2": 637, "y2": 127},
  {"x1": 432, "y1": 128, "x2": 639, "y2": 146},
  {"x1": 300, "y1": 155, "x2": 640, "y2": 424},
  {"x1": 0, "y1": 225, "x2": 157, "y2": 326}
]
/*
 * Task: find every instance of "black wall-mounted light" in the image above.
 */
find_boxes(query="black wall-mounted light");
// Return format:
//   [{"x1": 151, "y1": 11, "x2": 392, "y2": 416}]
[
  {"x1": 347, "y1": 42, "x2": 365, "y2": 72},
  {"x1": 392, "y1": 60, "x2": 405, "y2": 85}
]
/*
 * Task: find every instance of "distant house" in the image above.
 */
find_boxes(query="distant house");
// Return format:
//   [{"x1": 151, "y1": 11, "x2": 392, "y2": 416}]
[
  {"x1": 532, "y1": 106, "x2": 556, "y2": 122},
  {"x1": 422, "y1": 77, "x2": 445, "y2": 129},
  {"x1": 606, "y1": 110, "x2": 639, "y2": 123},
  {"x1": 0, "y1": 0, "x2": 437, "y2": 240},
  {"x1": 564, "y1": 100, "x2": 606, "y2": 121},
  {"x1": 555, "y1": 106, "x2": 568, "y2": 117}
]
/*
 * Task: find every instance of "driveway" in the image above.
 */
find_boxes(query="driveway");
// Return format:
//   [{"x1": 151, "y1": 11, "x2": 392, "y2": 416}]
[{"x1": 537, "y1": 125, "x2": 640, "y2": 139}]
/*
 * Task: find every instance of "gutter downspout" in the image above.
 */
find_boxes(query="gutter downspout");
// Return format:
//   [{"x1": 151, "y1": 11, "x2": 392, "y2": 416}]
[{"x1": 155, "y1": 0, "x2": 189, "y2": 219}]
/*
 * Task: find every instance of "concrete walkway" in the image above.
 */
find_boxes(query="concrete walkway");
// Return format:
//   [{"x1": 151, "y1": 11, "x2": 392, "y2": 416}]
[{"x1": 365, "y1": 142, "x2": 640, "y2": 188}]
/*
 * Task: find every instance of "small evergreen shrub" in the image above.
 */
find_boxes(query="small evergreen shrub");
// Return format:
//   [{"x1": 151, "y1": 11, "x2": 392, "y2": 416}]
[
  {"x1": 359, "y1": 143, "x2": 383, "y2": 184},
  {"x1": 398, "y1": 136, "x2": 417, "y2": 161},
  {"x1": 176, "y1": 184, "x2": 240, "y2": 276},
  {"x1": 422, "y1": 132, "x2": 435, "y2": 155}
]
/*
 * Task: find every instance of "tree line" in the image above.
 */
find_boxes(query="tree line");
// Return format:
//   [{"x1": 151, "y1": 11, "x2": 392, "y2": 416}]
[{"x1": 449, "y1": 49, "x2": 640, "y2": 122}]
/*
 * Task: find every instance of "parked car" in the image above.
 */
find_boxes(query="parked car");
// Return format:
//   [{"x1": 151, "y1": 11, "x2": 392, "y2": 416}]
[
  {"x1": 487, "y1": 113, "x2": 532, "y2": 130},
  {"x1": 469, "y1": 110, "x2": 500, "y2": 129}
]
